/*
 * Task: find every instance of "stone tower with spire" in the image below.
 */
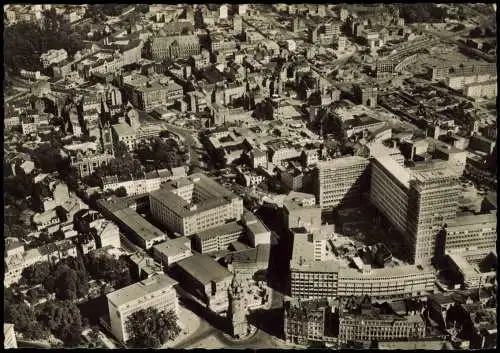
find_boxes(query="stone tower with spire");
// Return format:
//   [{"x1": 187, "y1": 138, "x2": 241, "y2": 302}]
[{"x1": 228, "y1": 273, "x2": 248, "y2": 339}]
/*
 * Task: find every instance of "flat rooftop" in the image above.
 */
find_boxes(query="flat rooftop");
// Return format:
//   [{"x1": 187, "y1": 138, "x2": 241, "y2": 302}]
[
  {"x1": 107, "y1": 273, "x2": 177, "y2": 308},
  {"x1": 113, "y1": 208, "x2": 165, "y2": 241},
  {"x1": 196, "y1": 221, "x2": 244, "y2": 241},
  {"x1": 150, "y1": 173, "x2": 240, "y2": 217},
  {"x1": 153, "y1": 237, "x2": 191, "y2": 257},
  {"x1": 317, "y1": 155, "x2": 369, "y2": 170},
  {"x1": 176, "y1": 253, "x2": 232, "y2": 284},
  {"x1": 448, "y1": 212, "x2": 496, "y2": 228},
  {"x1": 373, "y1": 154, "x2": 411, "y2": 189}
]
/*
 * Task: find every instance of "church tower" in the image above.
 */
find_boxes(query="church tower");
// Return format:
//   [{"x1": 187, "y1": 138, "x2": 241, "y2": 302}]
[{"x1": 228, "y1": 274, "x2": 248, "y2": 339}]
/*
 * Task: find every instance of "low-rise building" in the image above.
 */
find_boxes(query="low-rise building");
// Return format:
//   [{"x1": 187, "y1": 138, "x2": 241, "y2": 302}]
[
  {"x1": 194, "y1": 221, "x2": 245, "y2": 254},
  {"x1": 152, "y1": 237, "x2": 193, "y2": 267},
  {"x1": 112, "y1": 207, "x2": 166, "y2": 250},
  {"x1": 241, "y1": 211, "x2": 271, "y2": 247},
  {"x1": 338, "y1": 308, "x2": 426, "y2": 344},
  {"x1": 147, "y1": 34, "x2": 201, "y2": 60},
  {"x1": 444, "y1": 213, "x2": 496, "y2": 264},
  {"x1": 100, "y1": 169, "x2": 172, "y2": 196},
  {"x1": 107, "y1": 274, "x2": 179, "y2": 343},
  {"x1": 284, "y1": 298, "x2": 336, "y2": 345},
  {"x1": 40, "y1": 49, "x2": 68, "y2": 68},
  {"x1": 283, "y1": 192, "x2": 322, "y2": 231},
  {"x1": 173, "y1": 254, "x2": 233, "y2": 314},
  {"x1": 4, "y1": 239, "x2": 78, "y2": 287}
]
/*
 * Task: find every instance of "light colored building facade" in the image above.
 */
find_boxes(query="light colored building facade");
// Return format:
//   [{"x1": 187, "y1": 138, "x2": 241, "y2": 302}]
[
  {"x1": 316, "y1": 157, "x2": 370, "y2": 209},
  {"x1": 152, "y1": 237, "x2": 193, "y2": 267},
  {"x1": 107, "y1": 274, "x2": 179, "y2": 343},
  {"x1": 101, "y1": 171, "x2": 171, "y2": 196},
  {"x1": 4, "y1": 324, "x2": 17, "y2": 349},
  {"x1": 194, "y1": 222, "x2": 245, "y2": 253},
  {"x1": 148, "y1": 34, "x2": 201, "y2": 60},
  {"x1": 40, "y1": 49, "x2": 68, "y2": 68},
  {"x1": 338, "y1": 313, "x2": 426, "y2": 344},
  {"x1": 370, "y1": 155, "x2": 461, "y2": 265},
  {"x1": 149, "y1": 174, "x2": 244, "y2": 236},
  {"x1": 445, "y1": 213, "x2": 497, "y2": 263}
]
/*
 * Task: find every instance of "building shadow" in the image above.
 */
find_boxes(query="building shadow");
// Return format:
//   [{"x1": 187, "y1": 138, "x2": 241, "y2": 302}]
[
  {"x1": 247, "y1": 307, "x2": 284, "y2": 339},
  {"x1": 178, "y1": 294, "x2": 230, "y2": 334}
]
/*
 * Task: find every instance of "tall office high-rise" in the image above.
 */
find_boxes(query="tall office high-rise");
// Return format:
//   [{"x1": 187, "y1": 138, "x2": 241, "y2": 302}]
[
  {"x1": 407, "y1": 169, "x2": 461, "y2": 264},
  {"x1": 316, "y1": 156, "x2": 370, "y2": 210},
  {"x1": 370, "y1": 156, "x2": 461, "y2": 265}
]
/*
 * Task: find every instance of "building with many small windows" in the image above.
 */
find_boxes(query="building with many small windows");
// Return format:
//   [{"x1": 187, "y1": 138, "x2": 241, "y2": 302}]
[
  {"x1": 194, "y1": 221, "x2": 245, "y2": 253},
  {"x1": 315, "y1": 157, "x2": 370, "y2": 210},
  {"x1": 289, "y1": 227, "x2": 435, "y2": 301},
  {"x1": 370, "y1": 155, "x2": 461, "y2": 265},
  {"x1": 444, "y1": 212, "x2": 497, "y2": 264},
  {"x1": 152, "y1": 237, "x2": 193, "y2": 267},
  {"x1": 284, "y1": 298, "x2": 336, "y2": 345},
  {"x1": 147, "y1": 34, "x2": 201, "y2": 60},
  {"x1": 149, "y1": 174, "x2": 244, "y2": 236},
  {"x1": 107, "y1": 273, "x2": 179, "y2": 343},
  {"x1": 338, "y1": 308, "x2": 426, "y2": 344}
]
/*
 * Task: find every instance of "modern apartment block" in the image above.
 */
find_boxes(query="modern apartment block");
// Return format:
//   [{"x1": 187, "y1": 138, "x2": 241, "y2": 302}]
[
  {"x1": 316, "y1": 156, "x2": 370, "y2": 210},
  {"x1": 149, "y1": 174, "x2": 244, "y2": 236},
  {"x1": 107, "y1": 274, "x2": 179, "y2": 343},
  {"x1": 370, "y1": 155, "x2": 461, "y2": 264}
]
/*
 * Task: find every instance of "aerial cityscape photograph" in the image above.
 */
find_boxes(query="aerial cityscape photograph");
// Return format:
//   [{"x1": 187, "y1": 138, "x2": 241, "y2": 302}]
[{"x1": 2, "y1": 3, "x2": 497, "y2": 350}]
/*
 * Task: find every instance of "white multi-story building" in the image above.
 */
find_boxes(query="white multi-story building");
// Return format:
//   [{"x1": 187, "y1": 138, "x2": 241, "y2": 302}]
[
  {"x1": 107, "y1": 274, "x2": 179, "y2": 343},
  {"x1": 101, "y1": 170, "x2": 172, "y2": 196},
  {"x1": 152, "y1": 238, "x2": 193, "y2": 267},
  {"x1": 149, "y1": 174, "x2": 244, "y2": 236},
  {"x1": 316, "y1": 156, "x2": 370, "y2": 209},
  {"x1": 40, "y1": 49, "x2": 68, "y2": 68}
]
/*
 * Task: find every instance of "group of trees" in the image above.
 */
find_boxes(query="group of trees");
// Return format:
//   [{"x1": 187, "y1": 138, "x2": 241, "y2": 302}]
[
  {"x1": 4, "y1": 287, "x2": 84, "y2": 346},
  {"x1": 84, "y1": 253, "x2": 132, "y2": 289},
  {"x1": 397, "y1": 4, "x2": 447, "y2": 23},
  {"x1": 86, "y1": 4, "x2": 131, "y2": 21},
  {"x1": 126, "y1": 308, "x2": 181, "y2": 348},
  {"x1": 135, "y1": 137, "x2": 188, "y2": 171},
  {"x1": 21, "y1": 256, "x2": 90, "y2": 301},
  {"x1": 36, "y1": 300, "x2": 85, "y2": 346},
  {"x1": 4, "y1": 200, "x2": 33, "y2": 239},
  {"x1": 4, "y1": 287, "x2": 49, "y2": 341},
  {"x1": 4, "y1": 9, "x2": 84, "y2": 74}
]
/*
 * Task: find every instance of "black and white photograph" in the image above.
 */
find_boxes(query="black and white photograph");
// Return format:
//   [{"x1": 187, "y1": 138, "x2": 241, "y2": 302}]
[{"x1": 3, "y1": 3, "x2": 497, "y2": 349}]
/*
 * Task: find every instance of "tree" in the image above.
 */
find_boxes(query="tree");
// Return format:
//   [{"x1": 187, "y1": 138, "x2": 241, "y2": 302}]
[
  {"x1": 21, "y1": 261, "x2": 52, "y2": 286},
  {"x1": 4, "y1": 11, "x2": 84, "y2": 74},
  {"x1": 43, "y1": 258, "x2": 89, "y2": 300},
  {"x1": 114, "y1": 186, "x2": 128, "y2": 197},
  {"x1": 5, "y1": 301, "x2": 49, "y2": 340},
  {"x1": 36, "y1": 299, "x2": 84, "y2": 346},
  {"x1": 85, "y1": 253, "x2": 131, "y2": 288},
  {"x1": 126, "y1": 308, "x2": 181, "y2": 348}
]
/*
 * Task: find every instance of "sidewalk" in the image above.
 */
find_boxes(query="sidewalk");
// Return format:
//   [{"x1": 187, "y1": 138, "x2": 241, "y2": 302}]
[{"x1": 163, "y1": 305, "x2": 201, "y2": 348}]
